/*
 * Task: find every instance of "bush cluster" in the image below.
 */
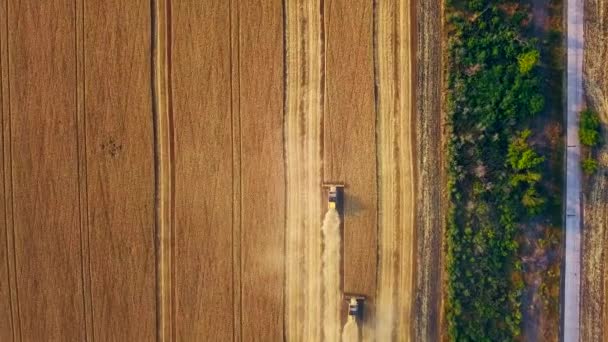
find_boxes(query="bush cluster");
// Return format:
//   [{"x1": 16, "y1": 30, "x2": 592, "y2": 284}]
[
  {"x1": 580, "y1": 109, "x2": 601, "y2": 147},
  {"x1": 579, "y1": 109, "x2": 602, "y2": 174},
  {"x1": 445, "y1": 1, "x2": 546, "y2": 340}
]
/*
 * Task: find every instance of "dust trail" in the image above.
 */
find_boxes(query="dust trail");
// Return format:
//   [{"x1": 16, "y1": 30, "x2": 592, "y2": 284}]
[
  {"x1": 321, "y1": 208, "x2": 341, "y2": 341},
  {"x1": 375, "y1": 297, "x2": 395, "y2": 341},
  {"x1": 341, "y1": 317, "x2": 360, "y2": 342}
]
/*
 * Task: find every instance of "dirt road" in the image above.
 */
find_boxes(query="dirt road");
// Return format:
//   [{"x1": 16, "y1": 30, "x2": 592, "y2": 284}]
[{"x1": 564, "y1": 0, "x2": 584, "y2": 338}]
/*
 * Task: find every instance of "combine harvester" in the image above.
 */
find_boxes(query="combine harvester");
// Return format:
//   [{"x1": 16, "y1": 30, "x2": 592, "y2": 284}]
[
  {"x1": 323, "y1": 183, "x2": 344, "y2": 210},
  {"x1": 343, "y1": 294, "x2": 366, "y2": 342},
  {"x1": 344, "y1": 294, "x2": 366, "y2": 321},
  {"x1": 322, "y1": 183, "x2": 366, "y2": 341}
]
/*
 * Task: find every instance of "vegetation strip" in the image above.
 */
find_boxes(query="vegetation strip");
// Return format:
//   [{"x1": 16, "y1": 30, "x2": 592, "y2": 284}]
[
  {"x1": 444, "y1": 0, "x2": 562, "y2": 339},
  {"x1": 580, "y1": 108, "x2": 603, "y2": 174}
]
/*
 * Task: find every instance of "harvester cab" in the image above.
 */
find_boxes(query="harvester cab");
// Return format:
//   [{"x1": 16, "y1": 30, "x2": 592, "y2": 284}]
[
  {"x1": 344, "y1": 294, "x2": 366, "y2": 321},
  {"x1": 322, "y1": 183, "x2": 345, "y2": 210}
]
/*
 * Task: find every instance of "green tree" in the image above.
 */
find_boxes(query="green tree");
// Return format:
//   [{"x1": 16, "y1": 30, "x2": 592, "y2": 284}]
[
  {"x1": 582, "y1": 157, "x2": 599, "y2": 174},
  {"x1": 580, "y1": 109, "x2": 601, "y2": 147},
  {"x1": 508, "y1": 129, "x2": 545, "y2": 172},
  {"x1": 467, "y1": 0, "x2": 485, "y2": 11},
  {"x1": 517, "y1": 50, "x2": 540, "y2": 74},
  {"x1": 522, "y1": 187, "x2": 545, "y2": 215},
  {"x1": 529, "y1": 94, "x2": 545, "y2": 115},
  {"x1": 510, "y1": 170, "x2": 542, "y2": 186},
  {"x1": 445, "y1": 3, "x2": 549, "y2": 339},
  {"x1": 507, "y1": 130, "x2": 546, "y2": 216}
]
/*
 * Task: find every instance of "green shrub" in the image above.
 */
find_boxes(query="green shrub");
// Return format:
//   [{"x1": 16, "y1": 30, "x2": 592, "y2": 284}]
[
  {"x1": 580, "y1": 109, "x2": 601, "y2": 146},
  {"x1": 522, "y1": 187, "x2": 545, "y2": 215},
  {"x1": 467, "y1": 0, "x2": 486, "y2": 11},
  {"x1": 512, "y1": 11, "x2": 528, "y2": 26},
  {"x1": 517, "y1": 50, "x2": 540, "y2": 74},
  {"x1": 508, "y1": 130, "x2": 545, "y2": 172},
  {"x1": 582, "y1": 157, "x2": 599, "y2": 174},
  {"x1": 530, "y1": 94, "x2": 545, "y2": 115}
]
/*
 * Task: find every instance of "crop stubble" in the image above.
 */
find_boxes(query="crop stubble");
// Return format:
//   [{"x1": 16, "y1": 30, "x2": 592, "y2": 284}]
[
  {"x1": 581, "y1": 0, "x2": 608, "y2": 340},
  {"x1": 414, "y1": 0, "x2": 445, "y2": 340}
]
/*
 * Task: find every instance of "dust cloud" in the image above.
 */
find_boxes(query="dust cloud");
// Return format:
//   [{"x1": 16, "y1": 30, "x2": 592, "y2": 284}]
[
  {"x1": 375, "y1": 297, "x2": 395, "y2": 341},
  {"x1": 322, "y1": 208, "x2": 341, "y2": 342},
  {"x1": 341, "y1": 317, "x2": 360, "y2": 342}
]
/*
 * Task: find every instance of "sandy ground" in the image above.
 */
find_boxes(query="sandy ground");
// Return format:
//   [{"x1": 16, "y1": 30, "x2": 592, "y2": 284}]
[{"x1": 581, "y1": 0, "x2": 608, "y2": 340}]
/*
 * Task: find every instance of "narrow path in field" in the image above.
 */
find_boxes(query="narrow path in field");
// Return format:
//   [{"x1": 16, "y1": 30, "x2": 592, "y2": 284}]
[{"x1": 564, "y1": 0, "x2": 584, "y2": 338}]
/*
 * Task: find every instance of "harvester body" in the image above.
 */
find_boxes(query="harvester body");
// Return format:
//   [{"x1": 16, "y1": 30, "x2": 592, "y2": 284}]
[
  {"x1": 322, "y1": 183, "x2": 344, "y2": 210},
  {"x1": 344, "y1": 294, "x2": 366, "y2": 321}
]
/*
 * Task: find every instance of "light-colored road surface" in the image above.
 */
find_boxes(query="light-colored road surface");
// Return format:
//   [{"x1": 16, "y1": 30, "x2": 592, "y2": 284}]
[{"x1": 564, "y1": 0, "x2": 584, "y2": 338}]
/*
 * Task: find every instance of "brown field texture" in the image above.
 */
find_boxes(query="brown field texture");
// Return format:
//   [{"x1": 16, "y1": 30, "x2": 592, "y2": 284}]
[{"x1": 0, "y1": 0, "x2": 442, "y2": 341}]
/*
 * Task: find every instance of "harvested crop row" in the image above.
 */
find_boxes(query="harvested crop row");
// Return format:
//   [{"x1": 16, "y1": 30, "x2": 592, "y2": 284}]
[{"x1": 413, "y1": 0, "x2": 444, "y2": 339}]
